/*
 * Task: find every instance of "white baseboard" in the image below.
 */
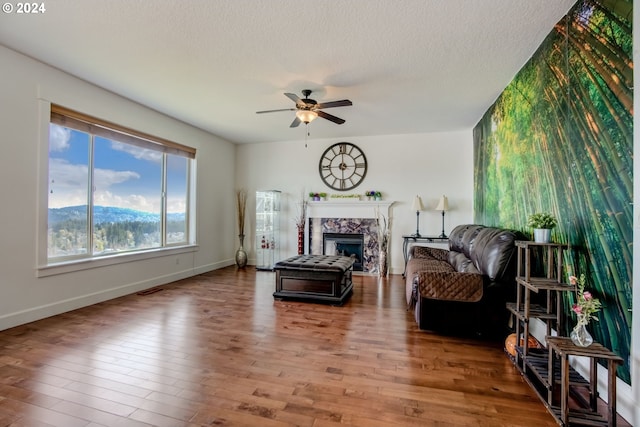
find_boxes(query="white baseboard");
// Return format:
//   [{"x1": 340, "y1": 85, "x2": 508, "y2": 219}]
[
  {"x1": 0, "y1": 266, "x2": 209, "y2": 332},
  {"x1": 193, "y1": 259, "x2": 235, "y2": 275}
]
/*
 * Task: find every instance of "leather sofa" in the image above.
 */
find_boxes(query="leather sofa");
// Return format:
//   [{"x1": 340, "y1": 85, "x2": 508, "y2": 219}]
[{"x1": 405, "y1": 224, "x2": 521, "y2": 337}]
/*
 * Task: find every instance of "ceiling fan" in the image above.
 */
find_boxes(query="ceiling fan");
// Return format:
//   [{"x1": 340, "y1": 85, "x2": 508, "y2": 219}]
[{"x1": 256, "y1": 89, "x2": 352, "y2": 128}]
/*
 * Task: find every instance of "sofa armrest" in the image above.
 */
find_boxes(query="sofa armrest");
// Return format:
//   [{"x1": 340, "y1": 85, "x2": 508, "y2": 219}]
[
  {"x1": 409, "y1": 245, "x2": 449, "y2": 261},
  {"x1": 414, "y1": 271, "x2": 484, "y2": 302}
]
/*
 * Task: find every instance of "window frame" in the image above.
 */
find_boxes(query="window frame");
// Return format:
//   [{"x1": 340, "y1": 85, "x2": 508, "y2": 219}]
[{"x1": 38, "y1": 103, "x2": 197, "y2": 276}]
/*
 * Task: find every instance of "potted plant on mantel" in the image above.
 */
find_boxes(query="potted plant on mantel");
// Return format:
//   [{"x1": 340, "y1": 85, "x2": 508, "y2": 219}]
[
  {"x1": 309, "y1": 192, "x2": 327, "y2": 201},
  {"x1": 527, "y1": 212, "x2": 558, "y2": 243}
]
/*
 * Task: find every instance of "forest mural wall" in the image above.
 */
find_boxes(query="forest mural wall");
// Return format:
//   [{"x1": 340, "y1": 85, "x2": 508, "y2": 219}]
[{"x1": 473, "y1": 0, "x2": 632, "y2": 383}]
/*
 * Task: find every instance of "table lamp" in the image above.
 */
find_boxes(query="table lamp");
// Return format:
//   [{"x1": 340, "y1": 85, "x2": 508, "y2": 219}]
[
  {"x1": 436, "y1": 195, "x2": 449, "y2": 238},
  {"x1": 412, "y1": 195, "x2": 424, "y2": 237}
]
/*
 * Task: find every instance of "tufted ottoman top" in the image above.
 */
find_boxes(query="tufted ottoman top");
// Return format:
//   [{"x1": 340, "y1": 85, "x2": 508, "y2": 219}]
[{"x1": 274, "y1": 254, "x2": 355, "y2": 273}]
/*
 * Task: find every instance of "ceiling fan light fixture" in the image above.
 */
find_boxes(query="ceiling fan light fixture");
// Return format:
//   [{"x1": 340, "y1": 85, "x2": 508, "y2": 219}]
[{"x1": 296, "y1": 109, "x2": 318, "y2": 124}]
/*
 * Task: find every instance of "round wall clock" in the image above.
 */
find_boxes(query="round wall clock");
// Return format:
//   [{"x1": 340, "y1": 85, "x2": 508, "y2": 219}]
[{"x1": 318, "y1": 142, "x2": 367, "y2": 191}]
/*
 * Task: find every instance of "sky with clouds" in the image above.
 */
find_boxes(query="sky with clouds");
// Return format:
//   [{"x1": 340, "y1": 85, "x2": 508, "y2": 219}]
[{"x1": 48, "y1": 124, "x2": 187, "y2": 214}]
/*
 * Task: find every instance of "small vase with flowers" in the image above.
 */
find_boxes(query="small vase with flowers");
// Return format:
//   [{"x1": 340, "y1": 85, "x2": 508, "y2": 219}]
[{"x1": 569, "y1": 274, "x2": 601, "y2": 347}]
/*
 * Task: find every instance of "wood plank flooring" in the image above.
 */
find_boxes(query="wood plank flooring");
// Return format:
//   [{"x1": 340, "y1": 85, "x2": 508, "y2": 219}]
[{"x1": 0, "y1": 267, "x2": 586, "y2": 426}]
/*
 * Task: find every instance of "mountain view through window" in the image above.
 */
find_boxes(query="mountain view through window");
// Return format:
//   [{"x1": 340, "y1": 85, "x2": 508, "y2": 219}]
[{"x1": 48, "y1": 110, "x2": 193, "y2": 261}]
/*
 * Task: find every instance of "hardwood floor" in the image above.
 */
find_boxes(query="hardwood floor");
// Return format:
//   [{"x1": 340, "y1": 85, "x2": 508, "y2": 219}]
[{"x1": 0, "y1": 267, "x2": 580, "y2": 426}]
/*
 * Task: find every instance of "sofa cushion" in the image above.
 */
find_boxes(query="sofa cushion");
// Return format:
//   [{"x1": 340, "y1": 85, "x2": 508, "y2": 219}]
[
  {"x1": 410, "y1": 245, "x2": 449, "y2": 261},
  {"x1": 469, "y1": 228, "x2": 519, "y2": 282},
  {"x1": 448, "y1": 251, "x2": 481, "y2": 274},
  {"x1": 405, "y1": 257, "x2": 453, "y2": 305},
  {"x1": 449, "y1": 224, "x2": 484, "y2": 258},
  {"x1": 449, "y1": 224, "x2": 519, "y2": 282},
  {"x1": 414, "y1": 271, "x2": 483, "y2": 302}
]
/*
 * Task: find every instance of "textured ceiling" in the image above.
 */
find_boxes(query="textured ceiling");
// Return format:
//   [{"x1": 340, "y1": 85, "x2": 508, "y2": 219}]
[{"x1": 0, "y1": 0, "x2": 576, "y2": 144}]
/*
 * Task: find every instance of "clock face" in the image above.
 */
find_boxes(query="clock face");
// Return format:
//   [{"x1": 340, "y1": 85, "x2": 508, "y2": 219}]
[{"x1": 319, "y1": 142, "x2": 367, "y2": 191}]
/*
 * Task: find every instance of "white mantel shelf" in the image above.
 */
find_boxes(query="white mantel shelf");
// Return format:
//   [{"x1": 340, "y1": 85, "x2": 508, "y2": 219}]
[{"x1": 307, "y1": 200, "x2": 395, "y2": 219}]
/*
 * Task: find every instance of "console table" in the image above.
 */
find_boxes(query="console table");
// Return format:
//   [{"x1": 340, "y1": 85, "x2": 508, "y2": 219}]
[{"x1": 401, "y1": 235, "x2": 449, "y2": 276}]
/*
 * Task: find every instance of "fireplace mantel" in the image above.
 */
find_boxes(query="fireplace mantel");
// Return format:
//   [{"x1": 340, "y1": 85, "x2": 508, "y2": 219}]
[
  {"x1": 307, "y1": 200, "x2": 395, "y2": 219},
  {"x1": 305, "y1": 201, "x2": 395, "y2": 274}
]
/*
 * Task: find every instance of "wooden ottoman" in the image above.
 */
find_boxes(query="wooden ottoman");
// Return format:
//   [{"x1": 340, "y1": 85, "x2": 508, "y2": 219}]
[{"x1": 273, "y1": 255, "x2": 354, "y2": 304}]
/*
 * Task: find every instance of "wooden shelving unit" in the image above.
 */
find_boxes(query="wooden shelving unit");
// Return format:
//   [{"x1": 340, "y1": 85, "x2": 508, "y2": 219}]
[
  {"x1": 507, "y1": 241, "x2": 624, "y2": 426},
  {"x1": 507, "y1": 241, "x2": 573, "y2": 420},
  {"x1": 508, "y1": 241, "x2": 573, "y2": 374},
  {"x1": 547, "y1": 337, "x2": 623, "y2": 427}
]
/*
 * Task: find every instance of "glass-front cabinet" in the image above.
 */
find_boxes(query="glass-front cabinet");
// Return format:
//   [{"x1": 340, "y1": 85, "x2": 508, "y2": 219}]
[{"x1": 255, "y1": 190, "x2": 281, "y2": 270}]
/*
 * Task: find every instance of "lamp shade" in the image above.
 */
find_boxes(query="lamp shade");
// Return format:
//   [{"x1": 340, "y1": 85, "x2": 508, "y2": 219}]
[
  {"x1": 412, "y1": 195, "x2": 424, "y2": 211},
  {"x1": 296, "y1": 109, "x2": 318, "y2": 123},
  {"x1": 436, "y1": 195, "x2": 449, "y2": 211}
]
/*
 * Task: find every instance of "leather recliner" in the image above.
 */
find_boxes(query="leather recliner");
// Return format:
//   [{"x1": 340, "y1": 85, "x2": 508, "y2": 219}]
[{"x1": 405, "y1": 224, "x2": 521, "y2": 337}]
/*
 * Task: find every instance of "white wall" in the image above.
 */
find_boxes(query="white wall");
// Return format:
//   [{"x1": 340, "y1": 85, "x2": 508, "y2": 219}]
[
  {"x1": 0, "y1": 46, "x2": 237, "y2": 330},
  {"x1": 235, "y1": 132, "x2": 474, "y2": 274}
]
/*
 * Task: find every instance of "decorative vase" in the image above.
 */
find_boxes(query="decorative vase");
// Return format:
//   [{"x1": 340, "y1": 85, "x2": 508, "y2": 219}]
[
  {"x1": 235, "y1": 234, "x2": 248, "y2": 268},
  {"x1": 570, "y1": 314, "x2": 593, "y2": 347},
  {"x1": 378, "y1": 250, "x2": 388, "y2": 277},
  {"x1": 533, "y1": 228, "x2": 551, "y2": 243},
  {"x1": 297, "y1": 227, "x2": 304, "y2": 255}
]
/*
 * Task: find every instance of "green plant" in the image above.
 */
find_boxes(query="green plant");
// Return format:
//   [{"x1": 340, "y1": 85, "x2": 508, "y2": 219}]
[{"x1": 527, "y1": 212, "x2": 557, "y2": 229}]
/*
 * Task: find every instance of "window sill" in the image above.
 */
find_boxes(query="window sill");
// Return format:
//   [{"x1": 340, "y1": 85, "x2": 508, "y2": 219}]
[{"x1": 37, "y1": 245, "x2": 199, "y2": 278}]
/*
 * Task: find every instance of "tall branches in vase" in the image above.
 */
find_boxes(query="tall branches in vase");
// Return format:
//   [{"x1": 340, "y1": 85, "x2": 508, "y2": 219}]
[
  {"x1": 295, "y1": 196, "x2": 308, "y2": 255},
  {"x1": 375, "y1": 207, "x2": 390, "y2": 277},
  {"x1": 236, "y1": 189, "x2": 247, "y2": 236},
  {"x1": 235, "y1": 189, "x2": 248, "y2": 268}
]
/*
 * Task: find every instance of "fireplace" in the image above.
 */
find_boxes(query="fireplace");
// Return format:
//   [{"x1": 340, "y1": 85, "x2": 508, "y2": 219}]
[
  {"x1": 323, "y1": 233, "x2": 364, "y2": 271},
  {"x1": 306, "y1": 200, "x2": 394, "y2": 274},
  {"x1": 309, "y1": 217, "x2": 378, "y2": 273}
]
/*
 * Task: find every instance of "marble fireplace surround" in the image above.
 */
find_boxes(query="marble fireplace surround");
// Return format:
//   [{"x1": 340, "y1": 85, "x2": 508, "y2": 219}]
[{"x1": 307, "y1": 201, "x2": 394, "y2": 274}]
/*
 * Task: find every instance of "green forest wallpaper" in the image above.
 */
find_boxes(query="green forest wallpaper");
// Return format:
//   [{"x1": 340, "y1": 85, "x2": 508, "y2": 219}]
[{"x1": 473, "y1": 0, "x2": 632, "y2": 383}]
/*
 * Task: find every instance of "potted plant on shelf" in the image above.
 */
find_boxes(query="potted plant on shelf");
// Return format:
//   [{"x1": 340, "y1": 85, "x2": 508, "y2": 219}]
[
  {"x1": 527, "y1": 212, "x2": 557, "y2": 243},
  {"x1": 365, "y1": 190, "x2": 382, "y2": 201}
]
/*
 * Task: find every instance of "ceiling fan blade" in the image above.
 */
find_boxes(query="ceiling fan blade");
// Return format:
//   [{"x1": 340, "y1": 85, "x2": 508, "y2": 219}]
[
  {"x1": 317, "y1": 110, "x2": 346, "y2": 125},
  {"x1": 290, "y1": 116, "x2": 302, "y2": 128},
  {"x1": 256, "y1": 108, "x2": 296, "y2": 114},
  {"x1": 316, "y1": 99, "x2": 352, "y2": 109},
  {"x1": 284, "y1": 93, "x2": 306, "y2": 108}
]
